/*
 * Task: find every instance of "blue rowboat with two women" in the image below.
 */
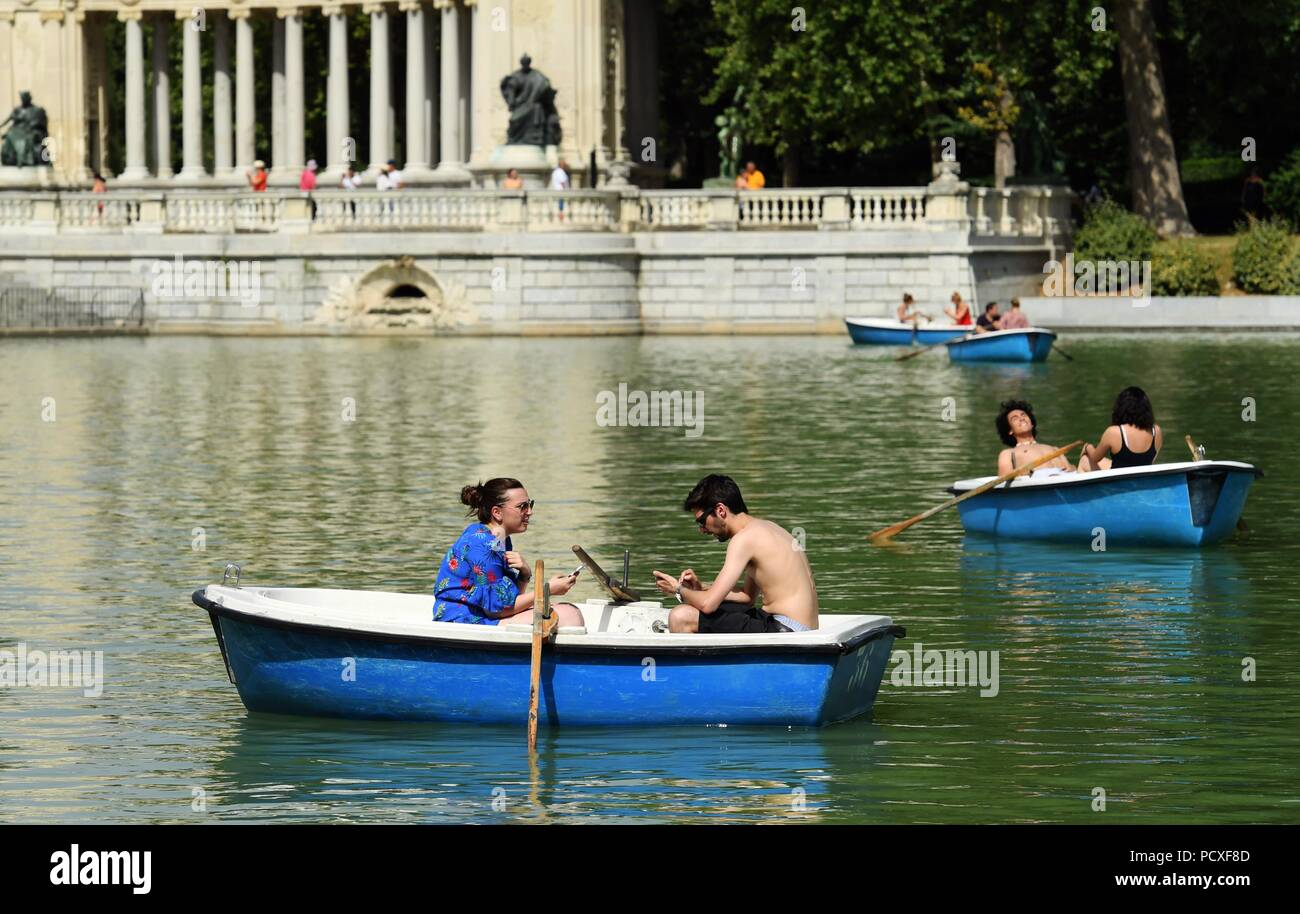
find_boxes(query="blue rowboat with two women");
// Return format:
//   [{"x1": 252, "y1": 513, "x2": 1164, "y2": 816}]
[
  {"x1": 946, "y1": 327, "x2": 1056, "y2": 363},
  {"x1": 844, "y1": 317, "x2": 969, "y2": 346},
  {"x1": 192, "y1": 585, "x2": 903, "y2": 727},
  {"x1": 947, "y1": 460, "x2": 1261, "y2": 547}
]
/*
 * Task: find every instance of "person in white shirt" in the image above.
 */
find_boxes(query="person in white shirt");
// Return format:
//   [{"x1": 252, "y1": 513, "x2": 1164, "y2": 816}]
[
  {"x1": 548, "y1": 159, "x2": 571, "y2": 190},
  {"x1": 548, "y1": 159, "x2": 570, "y2": 220},
  {"x1": 377, "y1": 159, "x2": 404, "y2": 191},
  {"x1": 341, "y1": 166, "x2": 362, "y2": 190}
]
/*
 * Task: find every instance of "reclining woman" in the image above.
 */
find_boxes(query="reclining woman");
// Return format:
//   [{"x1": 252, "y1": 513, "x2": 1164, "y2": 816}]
[
  {"x1": 1079, "y1": 386, "x2": 1162, "y2": 472},
  {"x1": 433, "y1": 478, "x2": 584, "y2": 628},
  {"x1": 996, "y1": 399, "x2": 1076, "y2": 476}
]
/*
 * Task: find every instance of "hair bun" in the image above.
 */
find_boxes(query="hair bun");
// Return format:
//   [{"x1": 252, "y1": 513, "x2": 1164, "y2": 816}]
[{"x1": 460, "y1": 484, "x2": 483, "y2": 509}]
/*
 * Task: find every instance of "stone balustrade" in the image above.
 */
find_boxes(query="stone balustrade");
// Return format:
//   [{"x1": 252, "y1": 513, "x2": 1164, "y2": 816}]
[{"x1": 0, "y1": 185, "x2": 1072, "y2": 239}]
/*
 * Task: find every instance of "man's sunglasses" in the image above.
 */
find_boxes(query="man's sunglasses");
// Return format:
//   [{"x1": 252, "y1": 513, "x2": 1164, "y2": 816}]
[{"x1": 693, "y1": 508, "x2": 715, "y2": 528}]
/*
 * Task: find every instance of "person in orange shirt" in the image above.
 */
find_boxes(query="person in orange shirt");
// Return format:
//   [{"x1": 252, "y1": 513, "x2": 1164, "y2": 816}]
[{"x1": 744, "y1": 161, "x2": 766, "y2": 189}]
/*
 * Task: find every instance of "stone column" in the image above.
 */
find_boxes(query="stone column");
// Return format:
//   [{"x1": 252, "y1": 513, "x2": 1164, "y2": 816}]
[
  {"x1": 271, "y1": 15, "x2": 286, "y2": 179},
  {"x1": 322, "y1": 4, "x2": 351, "y2": 183},
  {"x1": 402, "y1": 1, "x2": 432, "y2": 179},
  {"x1": 424, "y1": 6, "x2": 439, "y2": 166},
  {"x1": 283, "y1": 9, "x2": 306, "y2": 175},
  {"x1": 150, "y1": 14, "x2": 172, "y2": 179},
  {"x1": 178, "y1": 10, "x2": 207, "y2": 180},
  {"x1": 433, "y1": 0, "x2": 470, "y2": 181},
  {"x1": 119, "y1": 11, "x2": 149, "y2": 181},
  {"x1": 366, "y1": 3, "x2": 392, "y2": 173},
  {"x1": 233, "y1": 10, "x2": 255, "y2": 173},
  {"x1": 213, "y1": 12, "x2": 233, "y2": 178}
]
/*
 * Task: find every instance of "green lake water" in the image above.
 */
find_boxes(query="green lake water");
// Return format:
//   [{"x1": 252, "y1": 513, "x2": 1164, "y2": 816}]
[{"x1": 1, "y1": 333, "x2": 1297, "y2": 823}]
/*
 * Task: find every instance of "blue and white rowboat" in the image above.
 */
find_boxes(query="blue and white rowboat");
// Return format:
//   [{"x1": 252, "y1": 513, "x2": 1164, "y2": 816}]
[
  {"x1": 844, "y1": 317, "x2": 970, "y2": 346},
  {"x1": 945, "y1": 327, "x2": 1056, "y2": 362},
  {"x1": 193, "y1": 586, "x2": 903, "y2": 727},
  {"x1": 947, "y1": 460, "x2": 1261, "y2": 547}
]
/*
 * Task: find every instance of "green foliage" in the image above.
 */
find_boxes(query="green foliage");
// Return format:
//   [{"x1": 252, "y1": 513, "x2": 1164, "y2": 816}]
[
  {"x1": 1269, "y1": 150, "x2": 1300, "y2": 231},
  {"x1": 1152, "y1": 241, "x2": 1221, "y2": 296},
  {"x1": 1180, "y1": 156, "x2": 1244, "y2": 185},
  {"x1": 1231, "y1": 219, "x2": 1297, "y2": 293},
  {"x1": 1073, "y1": 199, "x2": 1157, "y2": 265}
]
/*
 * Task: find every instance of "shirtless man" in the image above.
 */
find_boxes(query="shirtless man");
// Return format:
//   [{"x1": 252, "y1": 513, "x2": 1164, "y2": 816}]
[
  {"x1": 995, "y1": 399, "x2": 1074, "y2": 476},
  {"x1": 652, "y1": 474, "x2": 818, "y2": 633}
]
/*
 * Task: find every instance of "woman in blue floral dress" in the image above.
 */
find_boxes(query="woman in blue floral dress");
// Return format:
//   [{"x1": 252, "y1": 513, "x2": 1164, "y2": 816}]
[{"x1": 433, "y1": 478, "x2": 584, "y2": 627}]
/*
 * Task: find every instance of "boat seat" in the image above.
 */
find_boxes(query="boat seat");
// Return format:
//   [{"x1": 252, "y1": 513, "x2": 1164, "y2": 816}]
[{"x1": 504, "y1": 623, "x2": 587, "y2": 635}]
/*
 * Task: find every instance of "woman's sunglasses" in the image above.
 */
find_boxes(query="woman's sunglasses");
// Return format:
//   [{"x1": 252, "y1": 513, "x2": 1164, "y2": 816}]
[{"x1": 512, "y1": 500, "x2": 536, "y2": 512}]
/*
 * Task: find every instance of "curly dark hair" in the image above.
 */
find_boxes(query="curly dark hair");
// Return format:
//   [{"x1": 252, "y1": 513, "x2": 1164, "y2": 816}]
[
  {"x1": 1111, "y1": 386, "x2": 1155, "y2": 430},
  {"x1": 995, "y1": 399, "x2": 1037, "y2": 447}
]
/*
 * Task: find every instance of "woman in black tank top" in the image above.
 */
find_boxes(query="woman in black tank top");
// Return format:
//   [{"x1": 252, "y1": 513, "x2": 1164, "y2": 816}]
[{"x1": 1081, "y1": 386, "x2": 1162, "y2": 472}]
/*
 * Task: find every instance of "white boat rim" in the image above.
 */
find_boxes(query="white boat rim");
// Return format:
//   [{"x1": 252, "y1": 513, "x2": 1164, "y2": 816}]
[
  {"x1": 198, "y1": 585, "x2": 896, "y2": 655},
  {"x1": 949, "y1": 459, "x2": 1260, "y2": 493},
  {"x1": 945, "y1": 326, "x2": 1057, "y2": 344}
]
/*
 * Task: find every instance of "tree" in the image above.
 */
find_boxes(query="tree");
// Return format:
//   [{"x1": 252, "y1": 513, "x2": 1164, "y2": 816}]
[{"x1": 1116, "y1": 0, "x2": 1195, "y2": 236}]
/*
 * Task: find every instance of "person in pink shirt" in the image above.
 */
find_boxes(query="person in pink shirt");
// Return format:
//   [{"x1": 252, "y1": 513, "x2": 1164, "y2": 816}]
[
  {"x1": 299, "y1": 159, "x2": 318, "y2": 191},
  {"x1": 999, "y1": 297, "x2": 1030, "y2": 329}
]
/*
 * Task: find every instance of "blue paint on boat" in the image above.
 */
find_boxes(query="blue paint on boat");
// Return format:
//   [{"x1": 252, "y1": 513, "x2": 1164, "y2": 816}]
[
  {"x1": 844, "y1": 317, "x2": 969, "y2": 346},
  {"x1": 194, "y1": 591, "x2": 902, "y2": 727},
  {"x1": 948, "y1": 461, "x2": 1260, "y2": 547},
  {"x1": 946, "y1": 328, "x2": 1056, "y2": 362}
]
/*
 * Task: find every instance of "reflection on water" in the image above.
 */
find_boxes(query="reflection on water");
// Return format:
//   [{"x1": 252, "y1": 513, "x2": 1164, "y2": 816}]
[{"x1": 1, "y1": 333, "x2": 1298, "y2": 823}]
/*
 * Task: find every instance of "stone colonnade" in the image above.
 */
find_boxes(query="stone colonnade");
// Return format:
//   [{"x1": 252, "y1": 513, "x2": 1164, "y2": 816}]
[{"x1": 113, "y1": 1, "x2": 472, "y2": 185}]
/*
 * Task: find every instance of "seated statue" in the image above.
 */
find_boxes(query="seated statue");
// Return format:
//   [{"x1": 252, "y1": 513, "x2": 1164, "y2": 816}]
[
  {"x1": 500, "y1": 55, "x2": 561, "y2": 147},
  {"x1": 1, "y1": 91, "x2": 50, "y2": 167}
]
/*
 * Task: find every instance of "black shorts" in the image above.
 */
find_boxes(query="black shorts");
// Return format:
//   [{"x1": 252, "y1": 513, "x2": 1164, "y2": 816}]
[{"x1": 696, "y1": 601, "x2": 791, "y2": 634}]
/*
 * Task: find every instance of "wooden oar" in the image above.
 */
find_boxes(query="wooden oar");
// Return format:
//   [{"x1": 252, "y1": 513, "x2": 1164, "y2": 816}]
[
  {"x1": 868, "y1": 440, "x2": 1083, "y2": 543},
  {"x1": 526, "y1": 559, "x2": 557, "y2": 752},
  {"x1": 895, "y1": 337, "x2": 954, "y2": 362},
  {"x1": 1052, "y1": 343, "x2": 1075, "y2": 361},
  {"x1": 1184, "y1": 434, "x2": 1204, "y2": 461}
]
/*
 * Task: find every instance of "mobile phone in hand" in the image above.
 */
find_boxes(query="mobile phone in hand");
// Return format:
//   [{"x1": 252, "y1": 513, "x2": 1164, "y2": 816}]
[{"x1": 569, "y1": 566, "x2": 583, "y2": 578}]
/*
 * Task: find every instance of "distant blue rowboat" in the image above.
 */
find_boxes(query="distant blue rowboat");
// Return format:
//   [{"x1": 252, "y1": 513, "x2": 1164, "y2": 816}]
[
  {"x1": 192, "y1": 587, "x2": 903, "y2": 727},
  {"x1": 947, "y1": 460, "x2": 1261, "y2": 547},
  {"x1": 945, "y1": 327, "x2": 1056, "y2": 362},
  {"x1": 844, "y1": 317, "x2": 970, "y2": 346}
]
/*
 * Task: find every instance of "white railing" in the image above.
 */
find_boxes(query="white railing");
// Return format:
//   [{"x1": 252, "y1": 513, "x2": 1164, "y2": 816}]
[
  {"x1": 525, "y1": 190, "x2": 619, "y2": 230},
  {"x1": 313, "y1": 191, "x2": 501, "y2": 230},
  {"x1": 850, "y1": 188, "x2": 927, "y2": 227},
  {"x1": 0, "y1": 195, "x2": 35, "y2": 227},
  {"x1": 737, "y1": 190, "x2": 822, "y2": 227},
  {"x1": 0, "y1": 186, "x2": 1072, "y2": 239},
  {"x1": 639, "y1": 191, "x2": 711, "y2": 228},
  {"x1": 59, "y1": 193, "x2": 141, "y2": 229}
]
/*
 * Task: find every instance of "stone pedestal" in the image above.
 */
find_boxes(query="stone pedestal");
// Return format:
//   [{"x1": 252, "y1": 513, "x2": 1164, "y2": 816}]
[
  {"x1": 0, "y1": 166, "x2": 57, "y2": 189},
  {"x1": 473, "y1": 144, "x2": 552, "y2": 189}
]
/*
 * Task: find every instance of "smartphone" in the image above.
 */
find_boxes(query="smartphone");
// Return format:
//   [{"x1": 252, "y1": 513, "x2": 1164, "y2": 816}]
[{"x1": 569, "y1": 566, "x2": 583, "y2": 578}]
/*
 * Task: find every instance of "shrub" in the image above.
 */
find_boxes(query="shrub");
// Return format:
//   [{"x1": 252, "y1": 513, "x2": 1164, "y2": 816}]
[
  {"x1": 1152, "y1": 241, "x2": 1221, "y2": 296},
  {"x1": 1286, "y1": 253, "x2": 1300, "y2": 295},
  {"x1": 1270, "y1": 150, "x2": 1300, "y2": 231},
  {"x1": 1073, "y1": 198, "x2": 1157, "y2": 266},
  {"x1": 1231, "y1": 218, "x2": 1296, "y2": 294}
]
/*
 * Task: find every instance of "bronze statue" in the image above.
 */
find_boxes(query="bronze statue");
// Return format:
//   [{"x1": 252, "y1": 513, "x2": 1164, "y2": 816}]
[
  {"x1": 500, "y1": 55, "x2": 561, "y2": 147},
  {"x1": 1, "y1": 91, "x2": 50, "y2": 167}
]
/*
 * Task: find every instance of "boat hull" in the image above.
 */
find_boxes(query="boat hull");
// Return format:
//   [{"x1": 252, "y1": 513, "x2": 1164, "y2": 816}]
[
  {"x1": 950, "y1": 462, "x2": 1259, "y2": 547},
  {"x1": 844, "y1": 318, "x2": 969, "y2": 346},
  {"x1": 946, "y1": 328, "x2": 1055, "y2": 362},
  {"x1": 197, "y1": 593, "x2": 902, "y2": 727}
]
